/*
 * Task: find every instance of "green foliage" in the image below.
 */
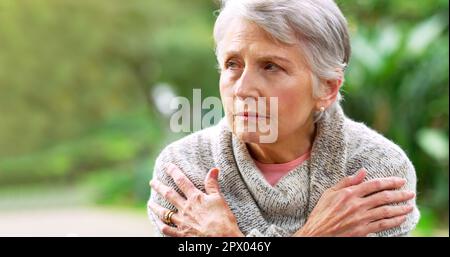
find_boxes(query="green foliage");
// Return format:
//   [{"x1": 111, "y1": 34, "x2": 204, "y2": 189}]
[
  {"x1": 81, "y1": 164, "x2": 151, "y2": 207},
  {"x1": 342, "y1": 9, "x2": 449, "y2": 230},
  {"x1": 417, "y1": 129, "x2": 449, "y2": 162},
  {"x1": 0, "y1": 110, "x2": 162, "y2": 184}
]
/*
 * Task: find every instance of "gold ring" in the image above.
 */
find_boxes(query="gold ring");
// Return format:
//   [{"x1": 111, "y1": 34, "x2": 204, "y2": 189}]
[{"x1": 163, "y1": 210, "x2": 176, "y2": 225}]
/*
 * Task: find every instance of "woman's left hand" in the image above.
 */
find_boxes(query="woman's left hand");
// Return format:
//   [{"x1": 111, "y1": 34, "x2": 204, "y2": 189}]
[{"x1": 148, "y1": 163, "x2": 244, "y2": 237}]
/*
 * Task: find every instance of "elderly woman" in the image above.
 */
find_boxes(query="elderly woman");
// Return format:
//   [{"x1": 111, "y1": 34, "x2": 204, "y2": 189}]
[{"x1": 147, "y1": 0, "x2": 420, "y2": 237}]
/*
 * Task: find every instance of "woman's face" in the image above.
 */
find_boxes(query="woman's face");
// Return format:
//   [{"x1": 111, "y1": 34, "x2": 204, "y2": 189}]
[{"x1": 218, "y1": 19, "x2": 318, "y2": 144}]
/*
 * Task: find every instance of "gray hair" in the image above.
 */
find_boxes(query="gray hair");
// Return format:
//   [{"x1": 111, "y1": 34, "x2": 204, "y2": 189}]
[{"x1": 213, "y1": 0, "x2": 351, "y2": 121}]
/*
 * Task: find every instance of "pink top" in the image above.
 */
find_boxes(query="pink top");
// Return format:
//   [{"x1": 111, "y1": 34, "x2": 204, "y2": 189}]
[{"x1": 253, "y1": 151, "x2": 310, "y2": 186}]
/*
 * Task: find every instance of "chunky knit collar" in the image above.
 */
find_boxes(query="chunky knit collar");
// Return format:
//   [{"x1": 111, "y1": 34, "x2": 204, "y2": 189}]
[{"x1": 213, "y1": 105, "x2": 348, "y2": 218}]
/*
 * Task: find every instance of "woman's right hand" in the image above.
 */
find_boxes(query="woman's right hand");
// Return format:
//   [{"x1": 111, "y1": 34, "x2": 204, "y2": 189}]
[{"x1": 294, "y1": 168, "x2": 415, "y2": 237}]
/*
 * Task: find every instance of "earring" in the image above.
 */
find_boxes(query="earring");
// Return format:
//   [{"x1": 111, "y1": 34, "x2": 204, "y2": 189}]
[{"x1": 314, "y1": 106, "x2": 326, "y2": 123}]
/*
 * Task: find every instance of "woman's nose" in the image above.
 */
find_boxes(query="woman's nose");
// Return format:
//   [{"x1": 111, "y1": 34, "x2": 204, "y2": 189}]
[{"x1": 234, "y1": 68, "x2": 260, "y2": 100}]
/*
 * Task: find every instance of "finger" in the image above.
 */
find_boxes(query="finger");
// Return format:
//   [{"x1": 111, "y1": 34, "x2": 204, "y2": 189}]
[
  {"x1": 149, "y1": 204, "x2": 178, "y2": 236},
  {"x1": 332, "y1": 168, "x2": 367, "y2": 191},
  {"x1": 364, "y1": 215, "x2": 407, "y2": 234},
  {"x1": 158, "y1": 219, "x2": 183, "y2": 237},
  {"x1": 353, "y1": 177, "x2": 406, "y2": 197},
  {"x1": 148, "y1": 201, "x2": 173, "y2": 221},
  {"x1": 150, "y1": 179, "x2": 185, "y2": 209},
  {"x1": 148, "y1": 201, "x2": 183, "y2": 226},
  {"x1": 364, "y1": 204, "x2": 414, "y2": 223},
  {"x1": 364, "y1": 190, "x2": 415, "y2": 208},
  {"x1": 148, "y1": 200, "x2": 165, "y2": 219},
  {"x1": 204, "y1": 168, "x2": 220, "y2": 195},
  {"x1": 165, "y1": 163, "x2": 200, "y2": 198}
]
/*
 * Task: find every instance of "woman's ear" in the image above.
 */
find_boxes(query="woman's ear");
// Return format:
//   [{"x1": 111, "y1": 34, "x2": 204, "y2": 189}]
[{"x1": 316, "y1": 77, "x2": 343, "y2": 110}]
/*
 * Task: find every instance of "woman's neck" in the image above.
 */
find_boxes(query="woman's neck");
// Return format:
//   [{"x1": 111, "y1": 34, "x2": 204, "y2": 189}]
[{"x1": 246, "y1": 121, "x2": 316, "y2": 164}]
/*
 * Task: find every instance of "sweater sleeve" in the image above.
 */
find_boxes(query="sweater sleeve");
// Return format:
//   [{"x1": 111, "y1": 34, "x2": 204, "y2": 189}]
[
  {"x1": 362, "y1": 151, "x2": 421, "y2": 237},
  {"x1": 147, "y1": 147, "x2": 183, "y2": 237}
]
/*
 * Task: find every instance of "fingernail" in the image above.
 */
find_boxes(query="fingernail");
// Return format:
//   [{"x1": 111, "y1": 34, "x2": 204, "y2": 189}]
[
  {"x1": 353, "y1": 168, "x2": 365, "y2": 178},
  {"x1": 408, "y1": 191, "x2": 415, "y2": 197},
  {"x1": 393, "y1": 177, "x2": 404, "y2": 182},
  {"x1": 209, "y1": 168, "x2": 220, "y2": 178}
]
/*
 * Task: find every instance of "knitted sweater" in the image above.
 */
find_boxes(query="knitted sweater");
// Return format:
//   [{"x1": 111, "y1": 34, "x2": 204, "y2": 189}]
[{"x1": 147, "y1": 105, "x2": 420, "y2": 237}]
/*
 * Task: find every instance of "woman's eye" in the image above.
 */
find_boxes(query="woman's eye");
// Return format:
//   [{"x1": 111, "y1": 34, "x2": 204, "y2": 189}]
[
  {"x1": 264, "y1": 62, "x2": 281, "y2": 72},
  {"x1": 225, "y1": 60, "x2": 240, "y2": 70}
]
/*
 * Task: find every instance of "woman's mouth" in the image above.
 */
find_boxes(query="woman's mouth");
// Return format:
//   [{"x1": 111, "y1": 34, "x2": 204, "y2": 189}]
[{"x1": 234, "y1": 112, "x2": 268, "y2": 120}]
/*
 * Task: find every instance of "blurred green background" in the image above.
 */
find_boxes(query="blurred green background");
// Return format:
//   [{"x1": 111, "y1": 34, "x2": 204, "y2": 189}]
[{"x1": 0, "y1": 0, "x2": 448, "y2": 236}]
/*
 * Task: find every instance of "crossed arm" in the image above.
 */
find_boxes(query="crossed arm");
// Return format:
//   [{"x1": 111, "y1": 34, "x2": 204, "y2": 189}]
[{"x1": 148, "y1": 163, "x2": 416, "y2": 237}]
